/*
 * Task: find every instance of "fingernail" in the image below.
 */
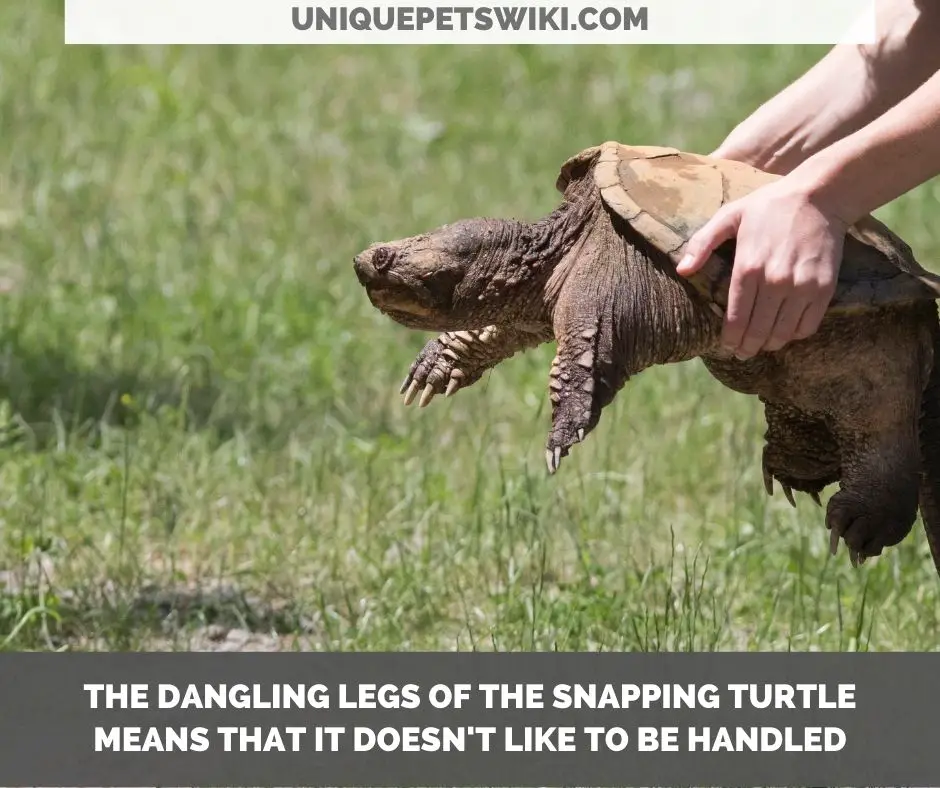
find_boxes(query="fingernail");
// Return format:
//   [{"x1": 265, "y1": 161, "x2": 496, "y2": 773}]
[{"x1": 677, "y1": 254, "x2": 693, "y2": 272}]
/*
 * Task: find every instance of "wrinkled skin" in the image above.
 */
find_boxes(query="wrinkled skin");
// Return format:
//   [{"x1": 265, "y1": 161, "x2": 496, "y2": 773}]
[{"x1": 354, "y1": 165, "x2": 940, "y2": 573}]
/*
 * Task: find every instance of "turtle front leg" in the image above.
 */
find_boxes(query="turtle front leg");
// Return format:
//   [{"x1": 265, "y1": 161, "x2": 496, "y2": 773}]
[
  {"x1": 760, "y1": 399, "x2": 841, "y2": 507},
  {"x1": 545, "y1": 273, "x2": 633, "y2": 474},
  {"x1": 400, "y1": 325, "x2": 552, "y2": 408},
  {"x1": 545, "y1": 328, "x2": 608, "y2": 473}
]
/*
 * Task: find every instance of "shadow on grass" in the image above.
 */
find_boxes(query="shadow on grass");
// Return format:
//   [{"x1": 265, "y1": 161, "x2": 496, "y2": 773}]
[
  {"x1": 0, "y1": 340, "x2": 237, "y2": 449},
  {"x1": 0, "y1": 576, "x2": 318, "y2": 651}
]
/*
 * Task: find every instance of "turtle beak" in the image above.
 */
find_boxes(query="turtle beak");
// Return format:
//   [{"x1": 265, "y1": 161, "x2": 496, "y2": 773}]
[
  {"x1": 354, "y1": 244, "x2": 401, "y2": 286},
  {"x1": 353, "y1": 251, "x2": 377, "y2": 285}
]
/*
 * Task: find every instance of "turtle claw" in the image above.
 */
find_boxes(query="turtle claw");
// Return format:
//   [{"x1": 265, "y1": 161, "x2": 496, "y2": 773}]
[
  {"x1": 545, "y1": 345, "x2": 596, "y2": 475},
  {"x1": 762, "y1": 464, "x2": 774, "y2": 497},
  {"x1": 761, "y1": 453, "x2": 829, "y2": 509},
  {"x1": 760, "y1": 466, "x2": 801, "y2": 508},
  {"x1": 418, "y1": 383, "x2": 436, "y2": 408},
  {"x1": 828, "y1": 522, "x2": 868, "y2": 566},
  {"x1": 403, "y1": 380, "x2": 421, "y2": 406},
  {"x1": 829, "y1": 526, "x2": 841, "y2": 557}
]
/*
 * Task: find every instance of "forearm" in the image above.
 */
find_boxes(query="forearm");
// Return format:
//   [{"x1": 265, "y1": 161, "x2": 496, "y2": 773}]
[
  {"x1": 791, "y1": 66, "x2": 940, "y2": 223},
  {"x1": 715, "y1": 0, "x2": 940, "y2": 173}
]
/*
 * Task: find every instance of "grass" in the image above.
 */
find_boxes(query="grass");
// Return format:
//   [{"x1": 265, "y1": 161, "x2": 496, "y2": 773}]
[{"x1": 1, "y1": 3, "x2": 939, "y2": 652}]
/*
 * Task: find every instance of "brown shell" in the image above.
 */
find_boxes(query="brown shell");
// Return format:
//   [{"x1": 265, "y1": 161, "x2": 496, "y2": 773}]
[{"x1": 556, "y1": 141, "x2": 940, "y2": 313}]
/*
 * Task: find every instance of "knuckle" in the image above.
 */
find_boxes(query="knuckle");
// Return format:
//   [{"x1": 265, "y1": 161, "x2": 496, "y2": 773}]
[
  {"x1": 736, "y1": 255, "x2": 763, "y2": 272},
  {"x1": 796, "y1": 274, "x2": 832, "y2": 293},
  {"x1": 763, "y1": 273, "x2": 792, "y2": 289},
  {"x1": 793, "y1": 263, "x2": 836, "y2": 291},
  {"x1": 791, "y1": 278, "x2": 818, "y2": 295},
  {"x1": 716, "y1": 206, "x2": 738, "y2": 226},
  {"x1": 732, "y1": 271, "x2": 759, "y2": 288},
  {"x1": 761, "y1": 262, "x2": 797, "y2": 288},
  {"x1": 711, "y1": 203, "x2": 733, "y2": 221}
]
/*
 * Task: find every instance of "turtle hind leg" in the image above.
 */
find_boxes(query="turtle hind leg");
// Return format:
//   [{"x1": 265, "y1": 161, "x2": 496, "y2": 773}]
[
  {"x1": 760, "y1": 399, "x2": 841, "y2": 507},
  {"x1": 825, "y1": 385, "x2": 922, "y2": 567},
  {"x1": 918, "y1": 312, "x2": 940, "y2": 577}
]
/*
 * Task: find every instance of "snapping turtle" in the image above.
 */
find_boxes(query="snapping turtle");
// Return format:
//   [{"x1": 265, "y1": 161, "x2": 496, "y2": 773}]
[{"x1": 353, "y1": 142, "x2": 940, "y2": 575}]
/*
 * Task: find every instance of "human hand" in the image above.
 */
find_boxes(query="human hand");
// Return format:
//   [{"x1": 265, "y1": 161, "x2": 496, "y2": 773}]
[{"x1": 676, "y1": 181, "x2": 847, "y2": 358}]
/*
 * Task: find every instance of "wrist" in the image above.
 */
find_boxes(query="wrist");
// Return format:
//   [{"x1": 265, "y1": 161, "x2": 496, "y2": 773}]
[
  {"x1": 785, "y1": 150, "x2": 863, "y2": 227},
  {"x1": 714, "y1": 107, "x2": 807, "y2": 173}
]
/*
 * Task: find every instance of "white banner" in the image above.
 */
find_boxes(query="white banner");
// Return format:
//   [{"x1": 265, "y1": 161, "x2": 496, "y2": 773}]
[{"x1": 64, "y1": 0, "x2": 876, "y2": 45}]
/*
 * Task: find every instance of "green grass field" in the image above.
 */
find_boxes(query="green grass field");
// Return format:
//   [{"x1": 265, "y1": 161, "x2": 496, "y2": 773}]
[{"x1": 2, "y1": 4, "x2": 939, "y2": 652}]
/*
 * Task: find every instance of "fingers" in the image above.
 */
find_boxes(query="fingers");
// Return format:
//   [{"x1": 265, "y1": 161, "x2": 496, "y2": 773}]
[
  {"x1": 721, "y1": 263, "x2": 760, "y2": 352},
  {"x1": 728, "y1": 278, "x2": 834, "y2": 358},
  {"x1": 721, "y1": 253, "x2": 829, "y2": 358},
  {"x1": 676, "y1": 206, "x2": 740, "y2": 277},
  {"x1": 759, "y1": 263, "x2": 836, "y2": 353},
  {"x1": 794, "y1": 298, "x2": 829, "y2": 340},
  {"x1": 677, "y1": 188, "x2": 842, "y2": 358},
  {"x1": 761, "y1": 297, "x2": 811, "y2": 352},
  {"x1": 728, "y1": 285, "x2": 786, "y2": 358}
]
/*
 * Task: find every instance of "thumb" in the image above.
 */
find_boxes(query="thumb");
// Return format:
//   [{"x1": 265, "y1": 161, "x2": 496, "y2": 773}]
[{"x1": 676, "y1": 205, "x2": 740, "y2": 277}]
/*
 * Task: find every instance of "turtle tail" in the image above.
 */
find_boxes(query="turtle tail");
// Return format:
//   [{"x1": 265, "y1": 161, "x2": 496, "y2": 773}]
[{"x1": 918, "y1": 306, "x2": 940, "y2": 577}]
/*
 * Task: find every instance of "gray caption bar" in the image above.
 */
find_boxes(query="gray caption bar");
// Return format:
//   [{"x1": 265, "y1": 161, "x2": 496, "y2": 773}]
[{"x1": 0, "y1": 652, "x2": 936, "y2": 786}]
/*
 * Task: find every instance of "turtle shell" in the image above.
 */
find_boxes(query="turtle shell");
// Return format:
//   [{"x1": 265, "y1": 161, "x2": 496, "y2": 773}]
[{"x1": 556, "y1": 141, "x2": 940, "y2": 313}]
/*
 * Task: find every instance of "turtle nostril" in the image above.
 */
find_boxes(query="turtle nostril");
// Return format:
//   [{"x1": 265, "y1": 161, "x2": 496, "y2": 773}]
[{"x1": 372, "y1": 246, "x2": 396, "y2": 272}]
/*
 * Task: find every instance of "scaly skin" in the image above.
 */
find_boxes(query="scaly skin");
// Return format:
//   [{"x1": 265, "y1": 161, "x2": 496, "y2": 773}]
[
  {"x1": 703, "y1": 303, "x2": 933, "y2": 566},
  {"x1": 399, "y1": 325, "x2": 553, "y2": 408},
  {"x1": 353, "y1": 162, "x2": 940, "y2": 573},
  {"x1": 756, "y1": 399, "x2": 840, "y2": 508},
  {"x1": 917, "y1": 312, "x2": 940, "y2": 571}
]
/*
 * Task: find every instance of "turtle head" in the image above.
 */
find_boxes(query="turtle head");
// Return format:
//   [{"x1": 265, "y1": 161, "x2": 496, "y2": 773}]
[{"x1": 354, "y1": 218, "x2": 536, "y2": 331}]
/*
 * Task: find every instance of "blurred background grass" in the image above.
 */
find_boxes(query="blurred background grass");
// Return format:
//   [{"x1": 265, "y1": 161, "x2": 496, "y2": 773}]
[{"x1": 1, "y1": 3, "x2": 938, "y2": 651}]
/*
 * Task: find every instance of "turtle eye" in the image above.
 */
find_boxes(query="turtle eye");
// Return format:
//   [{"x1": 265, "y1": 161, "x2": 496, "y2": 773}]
[{"x1": 372, "y1": 246, "x2": 396, "y2": 272}]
